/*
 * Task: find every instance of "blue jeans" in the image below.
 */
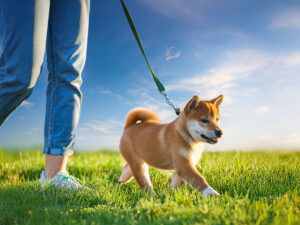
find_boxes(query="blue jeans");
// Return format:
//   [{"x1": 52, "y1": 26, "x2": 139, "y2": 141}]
[{"x1": 0, "y1": 0, "x2": 90, "y2": 155}]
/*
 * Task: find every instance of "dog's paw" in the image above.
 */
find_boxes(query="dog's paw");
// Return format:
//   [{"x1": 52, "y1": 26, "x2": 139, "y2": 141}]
[{"x1": 202, "y1": 187, "x2": 220, "y2": 198}]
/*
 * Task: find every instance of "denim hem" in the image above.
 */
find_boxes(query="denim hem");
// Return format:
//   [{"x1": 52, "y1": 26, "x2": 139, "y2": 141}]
[{"x1": 42, "y1": 147, "x2": 74, "y2": 156}]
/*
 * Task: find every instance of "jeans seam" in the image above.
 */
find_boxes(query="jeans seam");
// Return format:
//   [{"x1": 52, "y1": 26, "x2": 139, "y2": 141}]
[
  {"x1": 0, "y1": 0, "x2": 6, "y2": 89},
  {"x1": 47, "y1": 8, "x2": 56, "y2": 150}
]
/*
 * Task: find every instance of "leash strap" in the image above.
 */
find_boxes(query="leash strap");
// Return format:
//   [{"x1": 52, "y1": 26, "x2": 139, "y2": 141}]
[{"x1": 120, "y1": 0, "x2": 180, "y2": 115}]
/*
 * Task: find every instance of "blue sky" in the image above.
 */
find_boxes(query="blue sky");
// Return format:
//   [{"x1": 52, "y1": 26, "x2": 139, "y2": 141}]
[{"x1": 0, "y1": 0, "x2": 300, "y2": 151}]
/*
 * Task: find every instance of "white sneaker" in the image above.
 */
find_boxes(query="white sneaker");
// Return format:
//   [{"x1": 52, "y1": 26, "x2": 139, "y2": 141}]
[{"x1": 39, "y1": 170, "x2": 88, "y2": 190}]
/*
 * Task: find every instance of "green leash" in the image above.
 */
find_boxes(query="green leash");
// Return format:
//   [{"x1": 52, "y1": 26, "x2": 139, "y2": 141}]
[{"x1": 120, "y1": 0, "x2": 181, "y2": 115}]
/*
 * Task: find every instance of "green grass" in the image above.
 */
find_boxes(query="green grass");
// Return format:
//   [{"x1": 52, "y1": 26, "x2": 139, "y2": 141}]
[{"x1": 0, "y1": 149, "x2": 299, "y2": 225}]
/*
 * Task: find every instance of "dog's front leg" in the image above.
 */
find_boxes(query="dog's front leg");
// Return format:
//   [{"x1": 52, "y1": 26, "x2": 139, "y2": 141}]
[
  {"x1": 175, "y1": 162, "x2": 219, "y2": 197},
  {"x1": 171, "y1": 171, "x2": 185, "y2": 189}
]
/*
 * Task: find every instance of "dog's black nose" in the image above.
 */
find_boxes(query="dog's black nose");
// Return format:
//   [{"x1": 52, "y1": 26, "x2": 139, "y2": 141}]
[{"x1": 215, "y1": 130, "x2": 223, "y2": 137}]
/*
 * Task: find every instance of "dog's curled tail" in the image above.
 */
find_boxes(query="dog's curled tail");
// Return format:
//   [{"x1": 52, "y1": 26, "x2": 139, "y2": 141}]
[{"x1": 124, "y1": 107, "x2": 160, "y2": 129}]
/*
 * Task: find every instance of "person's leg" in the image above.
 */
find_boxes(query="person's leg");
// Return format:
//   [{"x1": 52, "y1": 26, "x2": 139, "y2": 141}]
[
  {"x1": 43, "y1": 0, "x2": 90, "y2": 177},
  {"x1": 45, "y1": 155, "x2": 69, "y2": 178},
  {"x1": 0, "y1": 0, "x2": 50, "y2": 126}
]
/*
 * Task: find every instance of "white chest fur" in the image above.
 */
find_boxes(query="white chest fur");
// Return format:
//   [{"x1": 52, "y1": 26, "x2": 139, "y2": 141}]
[{"x1": 179, "y1": 142, "x2": 205, "y2": 165}]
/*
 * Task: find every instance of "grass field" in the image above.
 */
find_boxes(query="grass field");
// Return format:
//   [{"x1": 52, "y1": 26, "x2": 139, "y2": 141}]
[{"x1": 0, "y1": 149, "x2": 299, "y2": 225}]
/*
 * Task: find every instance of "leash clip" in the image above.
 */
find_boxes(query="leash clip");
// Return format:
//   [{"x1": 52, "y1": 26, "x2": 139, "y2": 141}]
[{"x1": 161, "y1": 91, "x2": 181, "y2": 115}]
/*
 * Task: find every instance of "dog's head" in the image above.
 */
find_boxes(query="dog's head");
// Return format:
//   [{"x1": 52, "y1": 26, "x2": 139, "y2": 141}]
[{"x1": 183, "y1": 95, "x2": 224, "y2": 144}]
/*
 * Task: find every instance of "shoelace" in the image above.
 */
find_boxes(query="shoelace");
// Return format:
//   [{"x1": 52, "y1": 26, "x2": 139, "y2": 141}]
[{"x1": 57, "y1": 174, "x2": 83, "y2": 185}]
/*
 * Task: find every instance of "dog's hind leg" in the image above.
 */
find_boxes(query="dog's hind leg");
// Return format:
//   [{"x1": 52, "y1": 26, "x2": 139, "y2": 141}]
[
  {"x1": 119, "y1": 140, "x2": 153, "y2": 193},
  {"x1": 171, "y1": 171, "x2": 185, "y2": 189},
  {"x1": 131, "y1": 162, "x2": 153, "y2": 193},
  {"x1": 119, "y1": 164, "x2": 133, "y2": 183}
]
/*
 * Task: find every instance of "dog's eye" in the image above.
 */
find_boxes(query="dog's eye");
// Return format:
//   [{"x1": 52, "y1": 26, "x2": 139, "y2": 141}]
[
  {"x1": 216, "y1": 118, "x2": 220, "y2": 122},
  {"x1": 201, "y1": 118, "x2": 209, "y2": 124}
]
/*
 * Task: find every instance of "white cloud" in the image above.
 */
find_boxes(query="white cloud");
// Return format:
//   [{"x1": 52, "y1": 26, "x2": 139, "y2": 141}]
[
  {"x1": 80, "y1": 119, "x2": 123, "y2": 134},
  {"x1": 98, "y1": 89, "x2": 113, "y2": 95},
  {"x1": 142, "y1": 101, "x2": 176, "y2": 121},
  {"x1": 166, "y1": 46, "x2": 181, "y2": 61},
  {"x1": 26, "y1": 127, "x2": 39, "y2": 136},
  {"x1": 283, "y1": 53, "x2": 300, "y2": 66},
  {"x1": 136, "y1": 0, "x2": 208, "y2": 20},
  {"x1": 270, "y1": 8, "x2": 300, "y2": 30},
  {"x1": 254, "y1": 106, "x2": 270, "y2": 114},
  {"x1": 20, "y1": 100, "x2": 34, "y2": 107},
  {"x1": 253, "y1": 135, "x2": 272, "y2": 141},
  {"x1": 77, "y1": 119, "x2": 124, "y2": 150},
  {"x1": 76, "y1": 134, "x2": 121, "y2": 150},
  {"x1": 198, "y1": 28, "x2": 248, "y2": 39},
  {"x1": 97, "y1": 87, "x2": 122, "y2": 100},
  {"x1": 252, "y1": 133, "x2": 300, "y2": 150},
  {"x1": 281, "y1": 133, "x2": 300, "y2": 146},
  {"x1": 166, "y1": 49, "x2": 300, "y2": 103},
  {"x1": 167, "y1": 49, "x2": 267, "y2": 102}
]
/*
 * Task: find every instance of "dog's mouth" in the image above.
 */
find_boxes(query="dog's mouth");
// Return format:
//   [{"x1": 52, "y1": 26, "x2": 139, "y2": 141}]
[{"x1": 201, "y1": 134, "x2": 218, "y2": 144}]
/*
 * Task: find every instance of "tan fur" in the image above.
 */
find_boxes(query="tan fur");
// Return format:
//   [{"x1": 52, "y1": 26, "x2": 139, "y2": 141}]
[
  {"x1": 119, "y1": 95, "x2": 224, "y2": 197},
  {"x1": 119, "y1": 164, "x2": 133, "y2": 183},
  {"x1": 171, "y1": 171, "x2": 184, "y2": 188},
  {"x1": 124, "y1": 107, "x2": 160, "y2": 129}
]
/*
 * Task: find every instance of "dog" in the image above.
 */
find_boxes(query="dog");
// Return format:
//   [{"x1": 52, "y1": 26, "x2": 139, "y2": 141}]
[{"x1": 118, "y1": 94, "x2": 224, "y2": 197}]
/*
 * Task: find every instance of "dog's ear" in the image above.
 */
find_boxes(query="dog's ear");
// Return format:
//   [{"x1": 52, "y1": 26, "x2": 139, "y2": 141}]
[
  {"x1": 184, "y1": 95, "x2": 200, "y2": 113},
  {"x1": 211, "y1": 95, "x2": 224, "y2": 108}
]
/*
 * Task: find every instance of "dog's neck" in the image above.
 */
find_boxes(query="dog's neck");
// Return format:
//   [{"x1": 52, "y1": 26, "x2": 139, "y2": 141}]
[{"x1": 174, "y1": 115, "x2": 201, "y2": 147}]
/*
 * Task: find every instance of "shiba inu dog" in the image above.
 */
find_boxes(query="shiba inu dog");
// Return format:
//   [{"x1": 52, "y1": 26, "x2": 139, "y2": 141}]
[{"x1": 119, "y1": 95, "x2": 224, "y2": 197}]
